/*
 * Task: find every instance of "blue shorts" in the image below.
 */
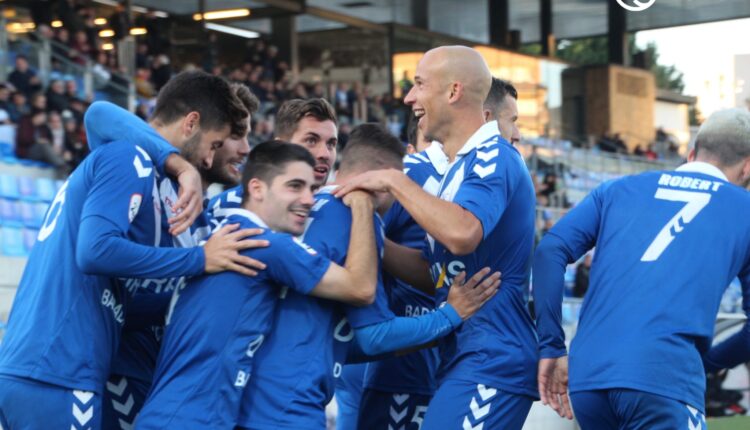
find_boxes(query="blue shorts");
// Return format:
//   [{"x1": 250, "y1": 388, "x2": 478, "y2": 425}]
[
  {"x1": 570, "y1": 389, "x2": 707, "y2": 430},
  {"x1": 0, "y1": 375, "x2": 101, "y2": 430},
  {"x1": 101, "y1": 374, "x2": 150, "y2": 430},
  {"x1": 358, "y1": 389, "x2": 432, "y2": 430},
  {"x1": 422, "y1": 379, "x2": 533, "y2": 430},
  {"x1": 335, "y1": 363, "x2": 366, "y2": 430}
]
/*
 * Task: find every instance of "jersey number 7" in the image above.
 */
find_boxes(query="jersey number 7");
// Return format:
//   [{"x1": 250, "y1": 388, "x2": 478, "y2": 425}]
[{"x1": 640, "y1": 188, "x2": 711, "y2": 262}]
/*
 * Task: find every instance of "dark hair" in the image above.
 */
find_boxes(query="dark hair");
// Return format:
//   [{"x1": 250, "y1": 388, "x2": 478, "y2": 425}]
[
  {"x1": 275, "y1": 98, "x2": 337, "y2": 140},
  {"x1": 240, "y1": 140, "x2": 316, "y2": 204},
  {"x1": 230, "y1": 83, "x2": 259, "y2": 137},
  {"x1": 151, "y1": 70, "x2": 248, "y2": 137},
  {"x1": 406, "y1": 111, "x2": 419, "y2": 147},
  {"x1": 339, "y1": 123, "x2": 405, "y2": 174},
  {"x1": 483, "y1": 77, "x2": 518, "y2": 118}
]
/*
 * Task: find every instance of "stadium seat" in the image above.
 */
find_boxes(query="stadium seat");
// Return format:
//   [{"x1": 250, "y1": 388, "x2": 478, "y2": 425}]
[
  {"x1": 0, "y1": 175, "x2": 19, "y2": 200},
  {"x1": 23, "y1": 227, "x2": 39, "y2": 254},
  {"x1": 1, "y1": 226, "x2": 26, "y2": 256},
  {"x1": 0, "y1": 142, "x2": 12, "y2": 157},
  {"x1": 17, "y1": 176, "x2": 36, "y2": 201},
  {"x1": 0, "y1": 199, "x2": 22, "y2": 227},
  {"x1": 35, "y1": 178, "x2": 57, "y2": 202}
]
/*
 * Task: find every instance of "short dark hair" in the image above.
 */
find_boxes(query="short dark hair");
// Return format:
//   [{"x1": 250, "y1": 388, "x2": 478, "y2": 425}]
[
  {"x1": 240, "y1": 140, "x2": 316, "y2": 205},
  {"x1": 483, "y1": 77, "x2": 518, "y2": 118},
  {"x1": 339, "y1": 123, "x2": 405, "y2": 174},
  {"x1": 230, "y1": 83, "x2": 259, "y2": 137},
  {"x1": 151, "y1": 70, "x2": 248, "y2": 137},
  {"x1": 275, "y1": 98, "x2": 337, "y2": 140},
  {"x1": 406, "y1": 111, "x2": 419, "y2": 147}
]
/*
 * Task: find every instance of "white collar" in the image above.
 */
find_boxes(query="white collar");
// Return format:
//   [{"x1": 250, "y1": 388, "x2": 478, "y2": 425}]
[
  {"x1": 456, "y1": 121, "x2": 501, "y2": 157},
  {"x1": 424, "y1": 141, "x2": 450, "y2": 175},
  {"x1": 220, "y1": 208, "x2": 269, "y2": 228},
  {"x1": 675, "y1": 161, "x2": 728, "y2": 181}
]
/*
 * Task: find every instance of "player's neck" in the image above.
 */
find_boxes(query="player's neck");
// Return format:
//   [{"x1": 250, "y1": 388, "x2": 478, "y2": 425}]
[
  {"x1": 148, "y1": 120, "x2": 187, "y2": 151},
  {"x1": 441, "y1": 114, "x2": 486, "y2": 162}
]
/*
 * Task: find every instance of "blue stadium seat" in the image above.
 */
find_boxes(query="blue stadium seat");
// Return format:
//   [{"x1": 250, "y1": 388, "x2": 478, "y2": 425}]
[
  {"x1": 17, "y1": 176, "x2": 37, "y2": 201},
  {"x1": 1, "y1": 226, "x2": 26, "y2": 256},
  {"x1": 23, "y1": 227, "x2": 39, "y2": 254},
  {"x1": 0, "y1": 175, "x2": 19, "y2": 199},
  {"x1": 0, "y1": 198, "x2": 22, "y2": 227},
  {"x1": 0, "y1": 142, "x2": 13, "y2": 157},
  {"x1": 19, "y1": 201, "x2": 46, "y2": 228},
  {"x1": 35, "y1": 178, "x2": 57, "y2": 202}
]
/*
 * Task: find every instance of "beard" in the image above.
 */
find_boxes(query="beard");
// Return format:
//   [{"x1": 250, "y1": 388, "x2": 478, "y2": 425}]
[{"x1": 180, "y1": 132, "x2": 205, "y2": 169}]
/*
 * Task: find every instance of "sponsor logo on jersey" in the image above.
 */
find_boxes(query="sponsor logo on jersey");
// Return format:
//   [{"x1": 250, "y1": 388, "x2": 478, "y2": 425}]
[
  {"x1": 102, "y1": 288, "x2": 125, "y2": 324},
  {"x1": 292, "y1": 237, "x2": 318, "y2": 255},
  {"x1": 616, "y1": 0, "x2": 655, "y2": 12},
  {"x1": 128, "y1": 193, "x2": 142, "y2": 223}
]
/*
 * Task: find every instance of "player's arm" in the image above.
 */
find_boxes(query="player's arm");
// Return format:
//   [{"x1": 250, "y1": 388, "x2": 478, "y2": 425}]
[
  {"x1": 336, "y1": 169, "x2": 482, "y2": 255},
  {"x1": 382, "y1": 238, "x2": 434, "y2": 295},
  {"x1": 77, "y1": 144, "x2": 266, "y2": 279},
  {"x1": 308, "y1": 191, "x2": 378, "y2": 306},
  {"x1": 348, "y1": 268, "x2": 500, "y2": 359},
  {"x1": 533, "y1": 186, "x2": 604, "y2": 420},
  {"x1": 703, "y1": 267, "x2": 750, "y2": 372},
  {"x1": 84, "y1": 101, "x2": 202, "y2": 235}
]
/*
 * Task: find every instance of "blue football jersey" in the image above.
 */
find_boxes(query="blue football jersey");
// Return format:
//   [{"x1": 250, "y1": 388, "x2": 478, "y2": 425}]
[
  {"x1": 534, "y1": 162, "x2": 750, "y2": 411},
  {"x1": 137, "y1": 210, "x2": 331, "y2": 429},
  {"x1": 425, "y1": 121, "x2": 538, "y2": 398},
  {"x1": 364, "y1": 143, "x2": 448, "y2": 395},
  {"x1": 206, "y1": 184, "x2": 243, "y2": 230},
  {"x1": 0, "y1": 142, "x2": 203, "y2": 393},
  {"x1": 238, "y1": 187, "x2": 387, "y2": 429}
]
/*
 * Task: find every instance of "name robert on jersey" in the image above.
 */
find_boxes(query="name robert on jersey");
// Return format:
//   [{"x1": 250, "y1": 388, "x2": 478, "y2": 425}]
[{"x1": 658, "y1": 173, "x2": 724, "y2": 192}]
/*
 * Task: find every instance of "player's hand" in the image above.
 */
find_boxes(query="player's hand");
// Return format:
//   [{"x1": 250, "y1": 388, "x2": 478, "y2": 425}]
[
  {"x1": 203, "y1": 224, "x2": 269, "y2": 276},
  {"x1": 446, "y1": 268, "x2": 501, "y2": 320},
  {"x1": 538, "y1": 356, "x2": 573, "y2": 420},
  {"x1": 334, "y1": 169, "x2": 398, "y2": 197},
  {"x1": 342, "y1": 190, "x2": 375, "y2": 211},
  {"x1": 164, "y1": 154, "x2": 203, "y2": 236}
]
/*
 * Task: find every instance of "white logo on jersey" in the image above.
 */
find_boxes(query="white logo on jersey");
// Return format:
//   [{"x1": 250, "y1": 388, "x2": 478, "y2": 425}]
[
  {"x1": 38, "y1": 180, "x2": 69, "y2": 242},
  {"x1": 102, "y1": 288, "x2": 125, "y2": 324},
  {"x1": 332, "y1": 362, "x2": 343, "y2": 378},
  {"x1": 234, "y1": 370, "x2": 249, "y2": 387},
  {"x1": 246, "y1": 335, "x2": 265, "y2": 358},
  {"x1": 292, "y1": 237, "x2": 318, "y2": 255},
  {"x1": 333, "y1": 317, "x2": 354, "y2": 342},
  {"x1": 133, "y1": 145, "x2": 153, "y2": 178},
  {"x1": 128, "y1": 193, "x2": 142, "y2": 223}
]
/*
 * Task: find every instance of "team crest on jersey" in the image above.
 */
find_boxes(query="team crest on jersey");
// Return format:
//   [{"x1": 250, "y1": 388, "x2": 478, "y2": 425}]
[
  {"x1": 292, "y1": 237, "x2": 318, "y2": 255},
  {"x1": 128, "y1": 193, "x2": 143, "y2": 223}
]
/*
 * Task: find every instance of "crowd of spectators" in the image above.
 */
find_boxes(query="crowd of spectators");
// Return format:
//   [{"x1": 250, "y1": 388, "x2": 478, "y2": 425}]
[{"x1": 597, "y1": 128, "x2": 681, "y2": 161}]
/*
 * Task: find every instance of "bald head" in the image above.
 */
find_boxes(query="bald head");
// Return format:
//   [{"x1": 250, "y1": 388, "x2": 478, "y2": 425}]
[{"x1": 421, "y1": 46, "x2": 492, "y2": 106}]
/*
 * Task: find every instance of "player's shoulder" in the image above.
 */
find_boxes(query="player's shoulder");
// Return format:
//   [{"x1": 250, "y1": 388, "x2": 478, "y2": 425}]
[
  {"x1": 209, "y1": 185, "x2": 244, "y2": 210},
  {"x1": 312, "y1": 187, "x2": 351, "y2": 216}
]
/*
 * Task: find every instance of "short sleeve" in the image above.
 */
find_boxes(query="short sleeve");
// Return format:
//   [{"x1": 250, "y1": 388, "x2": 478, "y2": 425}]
[
  {"x1": 80, "y1": 142, "x2": 155, "y2": 234},
  {"x1": 264, "y1": 234, "x2": 331, "y2": 295},
  {"x1": 452, "y1": 148, "x2": 510, "y2": 240}
]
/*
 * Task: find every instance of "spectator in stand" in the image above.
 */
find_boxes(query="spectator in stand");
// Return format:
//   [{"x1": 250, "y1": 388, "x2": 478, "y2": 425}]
[
  {"x1": 68, "y1": 98, "x2": 87, "y2": 124},
  {"x1": 53, "y1": 28, "x2": 74, "y2": 60},
  {"x1": 16, "y1": 110, "x2": 68, "y2": 176},
  {"x1": 7, "y1": 92, "x2": 29, "y2": 124},
  {"x1": 46, "y1": 80, "x2": 70, "y2": 113},
  {"x1": 612, "y1": 133, "x2": 627, "y2": 154},
  {"x1": 0, "y1": 84, "x2": 11, "y2": 115},
  {"x1": 633, "y1": 144, "x2": 645, "y2": 157},
  {"x1": 70, "y1": 30, "x2": 94, "y2": 65},
  {"x1": 151, "y1": 54, "x2": 172, "y2": 92},
  {"x1": 29, "y1": 93, "x2": 47, "y2": 114},
  {"x1": 334, "y1": 83, "x2": 351, "y2": 118},
  {"x1": 644, "y1": 144, "x2": 658, "y2": 160},
  {"x1": 573, "y1": 253, "x2": 592, "y2": 298},
  {"x1": 135, "y1": 68, "x2": 157, "y2": 98},
  {"x1": 63, "y1": 114, "x2": 88, "y2": 169},
  {"x1": 48, "y1": 111, "x2": 66, "y2": 154},
  {"x1": 58, "y1": 0, "x2": 86, "y2": 34},
  {"x1": 8, "y1": 56, "x2": 43, "y2": 98},
  {"x1": 136, "y1": 43, "x2": 151, "y2": 69}
]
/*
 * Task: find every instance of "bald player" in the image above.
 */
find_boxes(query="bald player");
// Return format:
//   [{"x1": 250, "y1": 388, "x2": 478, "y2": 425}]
[
  {"x1": 483, "y1": 77, "x2": 520, "y2": 145},
  {"x1": 336, "y1": 46, "x2": 537, "y2": 429}
]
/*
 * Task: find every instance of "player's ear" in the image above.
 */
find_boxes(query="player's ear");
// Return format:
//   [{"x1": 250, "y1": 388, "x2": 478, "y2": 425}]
[
  {"x1": 248, "y1": 178, "x2": 267, "y2": 201},
  {"x1": 686, "y1": 148, "x2": 697, "y2": 162},
  {"x1": 183, "y1": 111, "x2": 201, "y2": 136}
]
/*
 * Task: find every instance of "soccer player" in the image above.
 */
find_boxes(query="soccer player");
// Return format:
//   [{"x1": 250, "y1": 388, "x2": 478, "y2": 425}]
[
  {"x1": 84, "y1": 83, "x2": 262, "y2": 429},
  {"x1": 237, "y1": 124, "x2": 497, "y2": 430},
  {"x1": 532, "y1": 108, "x2": 750, "y2": 429},
  {"x1": 483, "y1": 77, "x2": 520, "y2": 146},
  {"x1": 206, "y1": 98, "x2": 338, "y2": 223},
  {"x1": 355, "y1": 117, "x2": 449, "y2": 430},
  {"x1": 0, "y1": 72, "x2": 260, "y2": 429},
  {"x1": 335, "y1": 46, "x2": 538, "y2": 429},
  {"x1": 135, "y1": 141, "x2": 378, "y2": 429}
]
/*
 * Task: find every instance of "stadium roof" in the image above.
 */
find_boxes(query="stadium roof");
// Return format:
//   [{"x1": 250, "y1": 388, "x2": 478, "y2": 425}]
[{"x1": 126, "y1": 0, "x2": 750, "y2": 44}]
